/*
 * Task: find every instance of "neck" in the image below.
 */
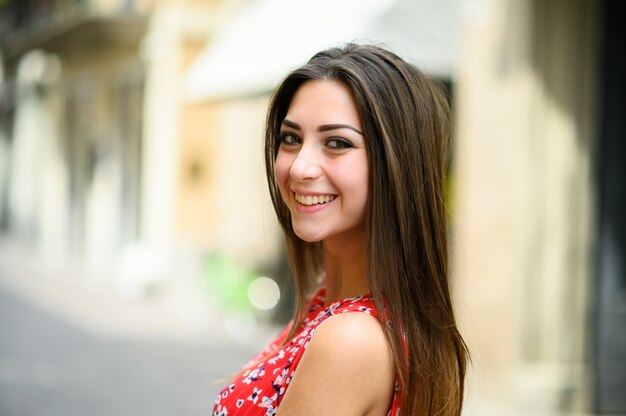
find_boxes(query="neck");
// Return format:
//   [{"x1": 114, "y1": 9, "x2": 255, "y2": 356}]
[{"x1": 322, "y1": 227, "x2": 368, "y2": 304}]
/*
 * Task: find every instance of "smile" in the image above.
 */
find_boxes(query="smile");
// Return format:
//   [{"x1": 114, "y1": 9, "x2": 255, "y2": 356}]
[{"x1": 294, "y1": 192, "x2": 336, "y2": 206}]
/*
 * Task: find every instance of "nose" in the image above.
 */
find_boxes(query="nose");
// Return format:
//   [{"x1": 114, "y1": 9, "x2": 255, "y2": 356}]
[{"x1": 289, "y1": 142, "x2": 322, "y2": 181}]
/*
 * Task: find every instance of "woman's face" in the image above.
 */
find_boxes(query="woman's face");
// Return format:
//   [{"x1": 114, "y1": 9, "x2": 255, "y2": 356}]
[{"x1": 275, "y1": 80, "x2": 369, "y2": 245}]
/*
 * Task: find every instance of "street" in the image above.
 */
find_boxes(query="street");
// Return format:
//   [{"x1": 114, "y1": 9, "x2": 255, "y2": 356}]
[{"x1": 0, "y1": 242, "x2": 269, "y2": 416}]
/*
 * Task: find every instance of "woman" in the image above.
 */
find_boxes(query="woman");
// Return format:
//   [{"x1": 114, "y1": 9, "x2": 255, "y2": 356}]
[{"x1": 213, "y1": 43, "x2": 468, "y2": 416}]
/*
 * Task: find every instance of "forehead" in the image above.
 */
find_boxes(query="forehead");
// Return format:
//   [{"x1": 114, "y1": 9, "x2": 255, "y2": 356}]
[{"x1": 285, "y1": 80, "x2": 362, "y2": 128}]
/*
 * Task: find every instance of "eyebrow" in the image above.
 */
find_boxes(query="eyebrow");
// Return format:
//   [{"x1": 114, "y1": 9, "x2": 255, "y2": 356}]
[{"x1": 282, "y1": 118, "x2": 363, "y2": 136}]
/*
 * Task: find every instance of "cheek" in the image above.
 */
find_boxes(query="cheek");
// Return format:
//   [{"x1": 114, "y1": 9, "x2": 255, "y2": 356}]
[
  {"x1": 354, "y1": 170, "x2": 370, "y2": 211},
  {"x1": 274, "y1": 150, "x2": 292, "y2": 200},
  {"x1": 343, "y1": 162, "x2": 369, "y2": 219},
  {"x1": 338, "y1": 157, "x2": 369, "y2": 202}
]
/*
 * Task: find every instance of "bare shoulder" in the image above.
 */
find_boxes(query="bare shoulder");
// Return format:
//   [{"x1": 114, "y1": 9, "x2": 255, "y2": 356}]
[
  {"x1": 277, "y1": 313, "x2": 395, "y2": 416},
  {"x1": 311, "y1": 312, "x2": 391, "y2": 358}
]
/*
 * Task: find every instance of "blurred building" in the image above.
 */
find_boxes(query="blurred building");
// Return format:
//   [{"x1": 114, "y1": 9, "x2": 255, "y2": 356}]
[
  {"x1": 454, "y1": 0, "x2": 625, "y2": 414},
  {"x1": 0, "y1": 0, "x2": 624, "y2": 414},
  {"x1": 1, "y1": 0, "x2": 146, "y2": 265},
  {"x1": 0, "y1": 0, "x2": 280, "y2": 284}
]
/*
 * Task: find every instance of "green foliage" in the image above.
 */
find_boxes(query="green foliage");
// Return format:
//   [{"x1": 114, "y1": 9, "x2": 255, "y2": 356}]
[{"x1": 204, "y1": 254, "x2": 255, "y2": 313}]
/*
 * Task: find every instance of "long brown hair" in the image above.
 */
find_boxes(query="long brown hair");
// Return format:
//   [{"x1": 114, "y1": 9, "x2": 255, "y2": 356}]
[{"x1": 264, "y1": 43, "x2": 468, "y2": 416}]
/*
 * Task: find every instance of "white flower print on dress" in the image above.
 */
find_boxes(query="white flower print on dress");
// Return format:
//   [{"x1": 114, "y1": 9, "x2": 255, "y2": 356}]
[
  {"x1": 247, "y1": 386, "x2": 263, "y2": 404},
  {"x1": 259, "y1": 393, "x2": 278, "y2": 408},
  {"x1": 242, "y1": 367, "x2": 265, "y2": 385},
  {"x1": 213, "y1": 404, "x2": 228, "y2": 416},
  {"x1": 268, "y1": 349, "x2": 284, "y2": 365},
  {"x1": 357, "y1": 306, "x2": 372, "y2": 314}
]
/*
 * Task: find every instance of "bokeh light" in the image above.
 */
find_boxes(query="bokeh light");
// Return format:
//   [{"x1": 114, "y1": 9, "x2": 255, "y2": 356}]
[{"x1": 247, "y1": 277, "x2": 280, "y2": 310}]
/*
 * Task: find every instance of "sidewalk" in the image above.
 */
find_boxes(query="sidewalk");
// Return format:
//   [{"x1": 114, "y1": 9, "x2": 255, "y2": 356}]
[{"x1": 0, "y1": 236, "x2": 280, "y2": 346}]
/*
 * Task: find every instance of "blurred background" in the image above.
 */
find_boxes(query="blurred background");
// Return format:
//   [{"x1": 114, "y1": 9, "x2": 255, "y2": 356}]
[{"x1": 0, "y1": 0, "x2": 623, "y2": 415}]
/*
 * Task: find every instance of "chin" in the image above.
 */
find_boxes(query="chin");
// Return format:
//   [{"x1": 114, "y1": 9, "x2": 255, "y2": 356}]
[
  {"x1": 294, "y1": 233, "x2": 324, "y2": 244},
  {"x1": 292, "y1": 227, "x2": 325, "y2": 243}
]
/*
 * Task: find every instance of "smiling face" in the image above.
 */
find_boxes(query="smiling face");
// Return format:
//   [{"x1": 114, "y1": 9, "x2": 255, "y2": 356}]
[{"x1": 275, "y1": 80, "x2": 369, "y2": 245}]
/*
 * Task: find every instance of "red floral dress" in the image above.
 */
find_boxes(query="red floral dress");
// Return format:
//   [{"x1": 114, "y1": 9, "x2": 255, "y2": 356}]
[{"x1": 212, "y1": 288, "x2": 400, "y2": 415}]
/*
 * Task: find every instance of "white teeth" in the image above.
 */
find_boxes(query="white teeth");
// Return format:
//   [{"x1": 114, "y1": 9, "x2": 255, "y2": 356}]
[{"x1": 294, "y1": 193, "x2": 335, "y2": 206}]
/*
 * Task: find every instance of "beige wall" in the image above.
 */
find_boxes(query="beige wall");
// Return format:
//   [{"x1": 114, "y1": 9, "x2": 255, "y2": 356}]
[
  {"x1": 177, "y1": 101, "x2": 220, "y2": 248},
  {"x1": 177, "y1": 95, "x2": 282, "y2": 267},
  {"x1": 454, "y1": 0, "x2": 598, "y2": 414},
  {"x1": 141, "y1": 0, "x2": 282, "y2": 269}
]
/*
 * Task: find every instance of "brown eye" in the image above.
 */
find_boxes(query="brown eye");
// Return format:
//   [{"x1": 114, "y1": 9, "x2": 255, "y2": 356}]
[
  {"x1": 327, "y1": 138, "x2": 353, "y2": 149},
  {"x1": 279, "y1": 132, "x2": 300, "y2": 145}
]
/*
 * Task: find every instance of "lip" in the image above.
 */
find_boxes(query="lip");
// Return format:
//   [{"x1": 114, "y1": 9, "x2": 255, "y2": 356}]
[
  {"x1": 290, "y1": 189, "x2": 336, "y2": 214},
  {"x1": 291, "y1": 188, "x2": 336, "y2": 197}
]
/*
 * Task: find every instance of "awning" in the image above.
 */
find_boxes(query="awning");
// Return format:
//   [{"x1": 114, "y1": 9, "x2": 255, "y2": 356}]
[{"x1": 184, "y1": 0, "x2": 458, "y2": 102}]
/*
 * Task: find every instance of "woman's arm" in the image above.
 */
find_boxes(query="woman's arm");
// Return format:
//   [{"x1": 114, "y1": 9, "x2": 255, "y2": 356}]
[{"x1": 276, "y1": 312, "x2": 395, "y2": 416}]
